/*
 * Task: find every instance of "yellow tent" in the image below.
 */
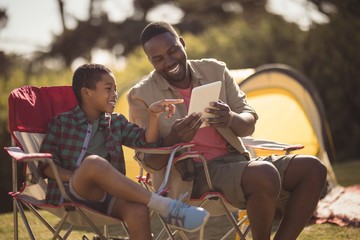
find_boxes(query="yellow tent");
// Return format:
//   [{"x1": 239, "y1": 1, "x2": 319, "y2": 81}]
[{"x1": 234, "y1": 64, "x2": 337, "y2": 187}]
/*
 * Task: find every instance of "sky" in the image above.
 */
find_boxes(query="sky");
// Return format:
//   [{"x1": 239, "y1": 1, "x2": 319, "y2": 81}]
[{"x1": 0, "y1": 0, "x2": 328, "y2": 59}]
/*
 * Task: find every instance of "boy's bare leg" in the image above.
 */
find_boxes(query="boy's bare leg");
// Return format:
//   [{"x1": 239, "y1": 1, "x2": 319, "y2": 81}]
[
  {"x1": 69, "y1": 155, "x2": 210, "y2": 234},
  {"x1": 111, "y1": 199, "x2": 152, "y2": 240},
  {"x1": 71, "y1": 155, "x2": 152, "y2": 204},
  {"x1": 274, "y1": 156, "x2": 327, "y2": 240},
  {"x1": 242, "y1": 161, "x2": 281, "y2": 240}
]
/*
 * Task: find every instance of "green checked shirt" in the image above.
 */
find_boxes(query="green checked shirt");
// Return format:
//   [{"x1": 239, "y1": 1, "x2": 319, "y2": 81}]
[{"x1": 39, "y1": 105, "x2": 153, "y2": 205}]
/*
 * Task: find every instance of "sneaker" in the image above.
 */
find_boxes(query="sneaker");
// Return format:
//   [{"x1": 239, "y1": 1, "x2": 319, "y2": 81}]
[{"x1": 161, "y1": 200, "x2": 210, "y2": 232}]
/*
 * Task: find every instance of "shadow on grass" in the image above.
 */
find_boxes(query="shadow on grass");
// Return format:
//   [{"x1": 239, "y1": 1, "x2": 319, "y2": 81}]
[{"x1": 1, "y1": 160, "x2": 359, "y2": 239}]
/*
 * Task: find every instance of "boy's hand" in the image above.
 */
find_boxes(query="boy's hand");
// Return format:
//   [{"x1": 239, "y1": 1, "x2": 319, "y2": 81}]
[{"x1": 149, "y1": 99, "x2": 184, "y2": 118}]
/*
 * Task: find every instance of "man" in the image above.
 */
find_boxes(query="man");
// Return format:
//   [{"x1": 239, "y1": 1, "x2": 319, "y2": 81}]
[{"x1": 127, "y1": 22, "x2": 327, "y2": 240}]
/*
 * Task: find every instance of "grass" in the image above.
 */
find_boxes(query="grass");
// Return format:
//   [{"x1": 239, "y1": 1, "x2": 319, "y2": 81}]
[{"x1": 0, "y1": 160, "x2": 359, "y2": 240}]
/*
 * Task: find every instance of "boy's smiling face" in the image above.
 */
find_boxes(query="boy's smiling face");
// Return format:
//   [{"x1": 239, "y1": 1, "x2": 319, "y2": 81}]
[{"x1": 82, "y1": 73, "x2": 118, "y2": 120}]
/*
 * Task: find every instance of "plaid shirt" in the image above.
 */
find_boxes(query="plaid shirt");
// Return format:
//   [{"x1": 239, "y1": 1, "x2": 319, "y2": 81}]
[{"x1": 39, "y1": 105, "x2": 153, "y2": 205}]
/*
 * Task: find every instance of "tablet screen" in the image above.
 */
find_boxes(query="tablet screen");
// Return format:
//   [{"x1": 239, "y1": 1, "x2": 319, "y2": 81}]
[{"x1": 188, "y1": 81, "x2": 222, "y2": 128}]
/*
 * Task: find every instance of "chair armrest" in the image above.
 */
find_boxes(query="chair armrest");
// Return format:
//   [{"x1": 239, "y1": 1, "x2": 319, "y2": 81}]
[
  {"x1": 134, "y1": 137, "x2": 304, "y2": 199},
  {"x1": 132, "y1": 142, "x2": 197, "y2": 195},
  {"x1": 133, "y1": 142, "x2": 195, "y2": 154},
  {"x1": 134, "y1": 142, "x2": 216, "y2": 195},
  {"x1": 5, "y1": 146, "x2": 52, "y2": 160},
  {"x1": 4, "y1": 147, "x2": 72, "y2": 201},
  {"x1": 241, "y1": 136, "x2": 304, "y2": 155}
]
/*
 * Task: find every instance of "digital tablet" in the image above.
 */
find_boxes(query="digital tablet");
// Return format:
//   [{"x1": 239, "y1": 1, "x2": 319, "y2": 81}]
[{"x1": 188, "y1": 81, "x2": 222, "y2": 128}]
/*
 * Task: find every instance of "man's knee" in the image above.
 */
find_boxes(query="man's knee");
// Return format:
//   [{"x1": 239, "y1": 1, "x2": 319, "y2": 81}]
[
  {"x1": 297, "y1": 155, "x2": 327, "y2": 180},
  {"x1": 307, "y1": 156, "x2": 327, "y2": 184},
  {"x1": 242, "y1": 161, "x2": 281, "y2": 198},
  {"x1": 285, "y1": 155, "x2": 327, "y2": 191}
]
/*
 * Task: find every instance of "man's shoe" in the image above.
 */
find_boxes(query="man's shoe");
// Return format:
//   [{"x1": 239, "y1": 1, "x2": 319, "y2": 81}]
[{"x1": 162, "y1": 200, "x2": 210, "y2": 232}]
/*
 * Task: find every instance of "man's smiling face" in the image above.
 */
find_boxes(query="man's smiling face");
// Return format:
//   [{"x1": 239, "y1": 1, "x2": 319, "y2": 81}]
[{"x1": 144, "y1": 32, "x2": 190, "y2": 88}]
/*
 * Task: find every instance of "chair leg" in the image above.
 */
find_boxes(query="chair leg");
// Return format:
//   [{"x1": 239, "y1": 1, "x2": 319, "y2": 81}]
[
  {"x1": 155, "y1": 216, "x2": 177, "y2": 240},
  {"x1": 13, "y1": 199, "x2": 19, "y2": 240},
  {"x1": 21, "y1": 202, "x2": 66, "y2": 240},
  {"x1": 63, "y1": 224, "x2": 74, "y2": 239},
  {"x1": 51, "y1": 211, "x2": 70, "y2": 240},
  {"x1": 103, "y1": 225, "x2": 108, "y2": 237},
  {"x1": 198, "y1": 225, "x2": 205, "y2": 240},
  {"x1": 15, "y1": 200, "x2": 36, "y2": 240},
  {"x1": 76, "y1": 208, "x2": 107, "y2": 240},
  {"x1": 25, "y1": 203, "x2": 59, "y2": 235},
  {"x1": 216, "y1": 198, "x2": 246, "y2": 240},
  {"x1": 176, "y1": 230, "x2": 189, "y2": 240},
  {"x1": 120, "y1": 221, "x2": 129, "y2": 237}
]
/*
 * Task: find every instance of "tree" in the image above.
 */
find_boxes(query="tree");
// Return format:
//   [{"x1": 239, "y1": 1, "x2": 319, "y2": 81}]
[
  {"x1": 118, "y1": 0, "x2": 360, "y2": 160},
  {"x1": 39, "y1": 0, "x2": 270, "y2": 67},
  {"x1": 300, "y1": 0, "x2": 360, "y2": 159},
  {"x1": 0, "y1": 8, "x2": 10, "y2": 77}
]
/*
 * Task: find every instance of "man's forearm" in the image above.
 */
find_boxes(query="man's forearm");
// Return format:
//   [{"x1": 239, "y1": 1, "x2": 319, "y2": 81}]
[{"x1": 228, "y1": 112, "x2": 256, "y2": 137}]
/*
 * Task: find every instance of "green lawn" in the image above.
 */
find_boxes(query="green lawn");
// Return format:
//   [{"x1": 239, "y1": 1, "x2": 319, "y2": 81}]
[{"x1": 1, "y1": 161, "x2": 359, "y2": 240}]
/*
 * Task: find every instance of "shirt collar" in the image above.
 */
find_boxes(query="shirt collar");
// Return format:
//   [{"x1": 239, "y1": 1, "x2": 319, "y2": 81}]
[
  {"x1": 187, "y1": 60, "x2": 204, "y2": 87},
  {"x1": 72, "y1": 105, "x2": 110, "y2": 131}
]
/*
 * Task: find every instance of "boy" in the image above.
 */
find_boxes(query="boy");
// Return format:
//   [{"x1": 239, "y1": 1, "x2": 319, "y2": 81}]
[{"x1": 39, "y1": 63, "x2": 209, "y2": 239}]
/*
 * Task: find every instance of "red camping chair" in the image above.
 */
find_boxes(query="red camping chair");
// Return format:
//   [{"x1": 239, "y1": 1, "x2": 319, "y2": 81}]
[
  {"x1": 5, "y1": 86, "x2": 128, "y2": 240},
  {"x1": 134, "y1": 144, "x2": 251, "y2": 240},
  {"x1": 134, "y1": 139, "x2": 304, "y2": 240}
]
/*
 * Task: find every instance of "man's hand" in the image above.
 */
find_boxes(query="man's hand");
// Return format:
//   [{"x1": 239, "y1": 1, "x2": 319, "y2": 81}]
[
  {"x1": 203, "y1": 100, "x2": 233, "y2": 128},
  {"x1": 204, "y1": 100, "x2": 256, "y2": 136},
  {"x1": 164, "y1": 113, "x2": 203, "y2": 146}
]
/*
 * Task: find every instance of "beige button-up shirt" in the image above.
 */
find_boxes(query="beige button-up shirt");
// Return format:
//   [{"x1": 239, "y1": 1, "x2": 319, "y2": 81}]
[{"x1": 127, "y1": 58, "x2": 258, "y2": 199}]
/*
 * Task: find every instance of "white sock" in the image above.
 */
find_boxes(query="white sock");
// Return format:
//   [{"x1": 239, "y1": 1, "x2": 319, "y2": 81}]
[{"x1": 147, "y1": 193, "x2": 173, "y2": 217}]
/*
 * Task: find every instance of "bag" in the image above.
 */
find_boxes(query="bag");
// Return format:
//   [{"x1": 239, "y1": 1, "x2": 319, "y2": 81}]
[{"x1": 174, "y1": 158, "x2": 195, "y2": 181}]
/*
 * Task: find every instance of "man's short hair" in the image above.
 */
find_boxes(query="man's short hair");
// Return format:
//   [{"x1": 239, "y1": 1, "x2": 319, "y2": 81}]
[
  {"x1": 140, "y1": 21, "x2": 179, "y2": 46},
  {"x1": 72, "y1": 63, "x2": 112, "y2": 104}
]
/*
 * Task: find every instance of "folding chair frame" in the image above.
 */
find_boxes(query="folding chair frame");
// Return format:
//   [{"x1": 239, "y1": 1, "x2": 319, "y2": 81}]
[
  {"x1": 6, "y1": 144, "x2": 127, "y2": 240},
  {"x1": 134, "y1": 139, "x2": 304, "y2": 240},
  {"x1": 134, "y1": 143, "x2": 246, "y2": 240},
  {"x1": 5, "y1": 85, "x2": 128, "y2": 240}
]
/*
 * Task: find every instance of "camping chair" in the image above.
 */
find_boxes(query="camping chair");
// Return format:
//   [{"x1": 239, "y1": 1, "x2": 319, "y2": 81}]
[
  {"x1": 4, "y1": 85, "x2": 130, "y2": 240},
  {"x1": 134, "y1": 137, "x2": 304, "y2": 240}
]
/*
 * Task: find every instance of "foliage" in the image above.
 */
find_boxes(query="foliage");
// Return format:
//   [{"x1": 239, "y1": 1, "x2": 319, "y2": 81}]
[
  {"x1": 299, "y1": 7, "x2": 360, "y2": 159},
  {"x1": 171, "y1": 4, "x2": 360, "y2": 160},
  {"x1": 184, "y1": 14, "x2": 306, "y2": 70},
  {"x1": 115, "y1": 46, "x2": 153, "y2": 96},
  {"x1": 41, "y1": 0, "x2": 271, "y2": 67}
]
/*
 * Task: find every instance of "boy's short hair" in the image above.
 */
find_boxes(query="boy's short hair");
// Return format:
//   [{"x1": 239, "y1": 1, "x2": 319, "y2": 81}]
[
  {"x1": 72, "y1": 63, "x2": 112, "y2": 104},
  {"x1": 140, "y1": 21, "x2": 179, "y2": 46}
]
